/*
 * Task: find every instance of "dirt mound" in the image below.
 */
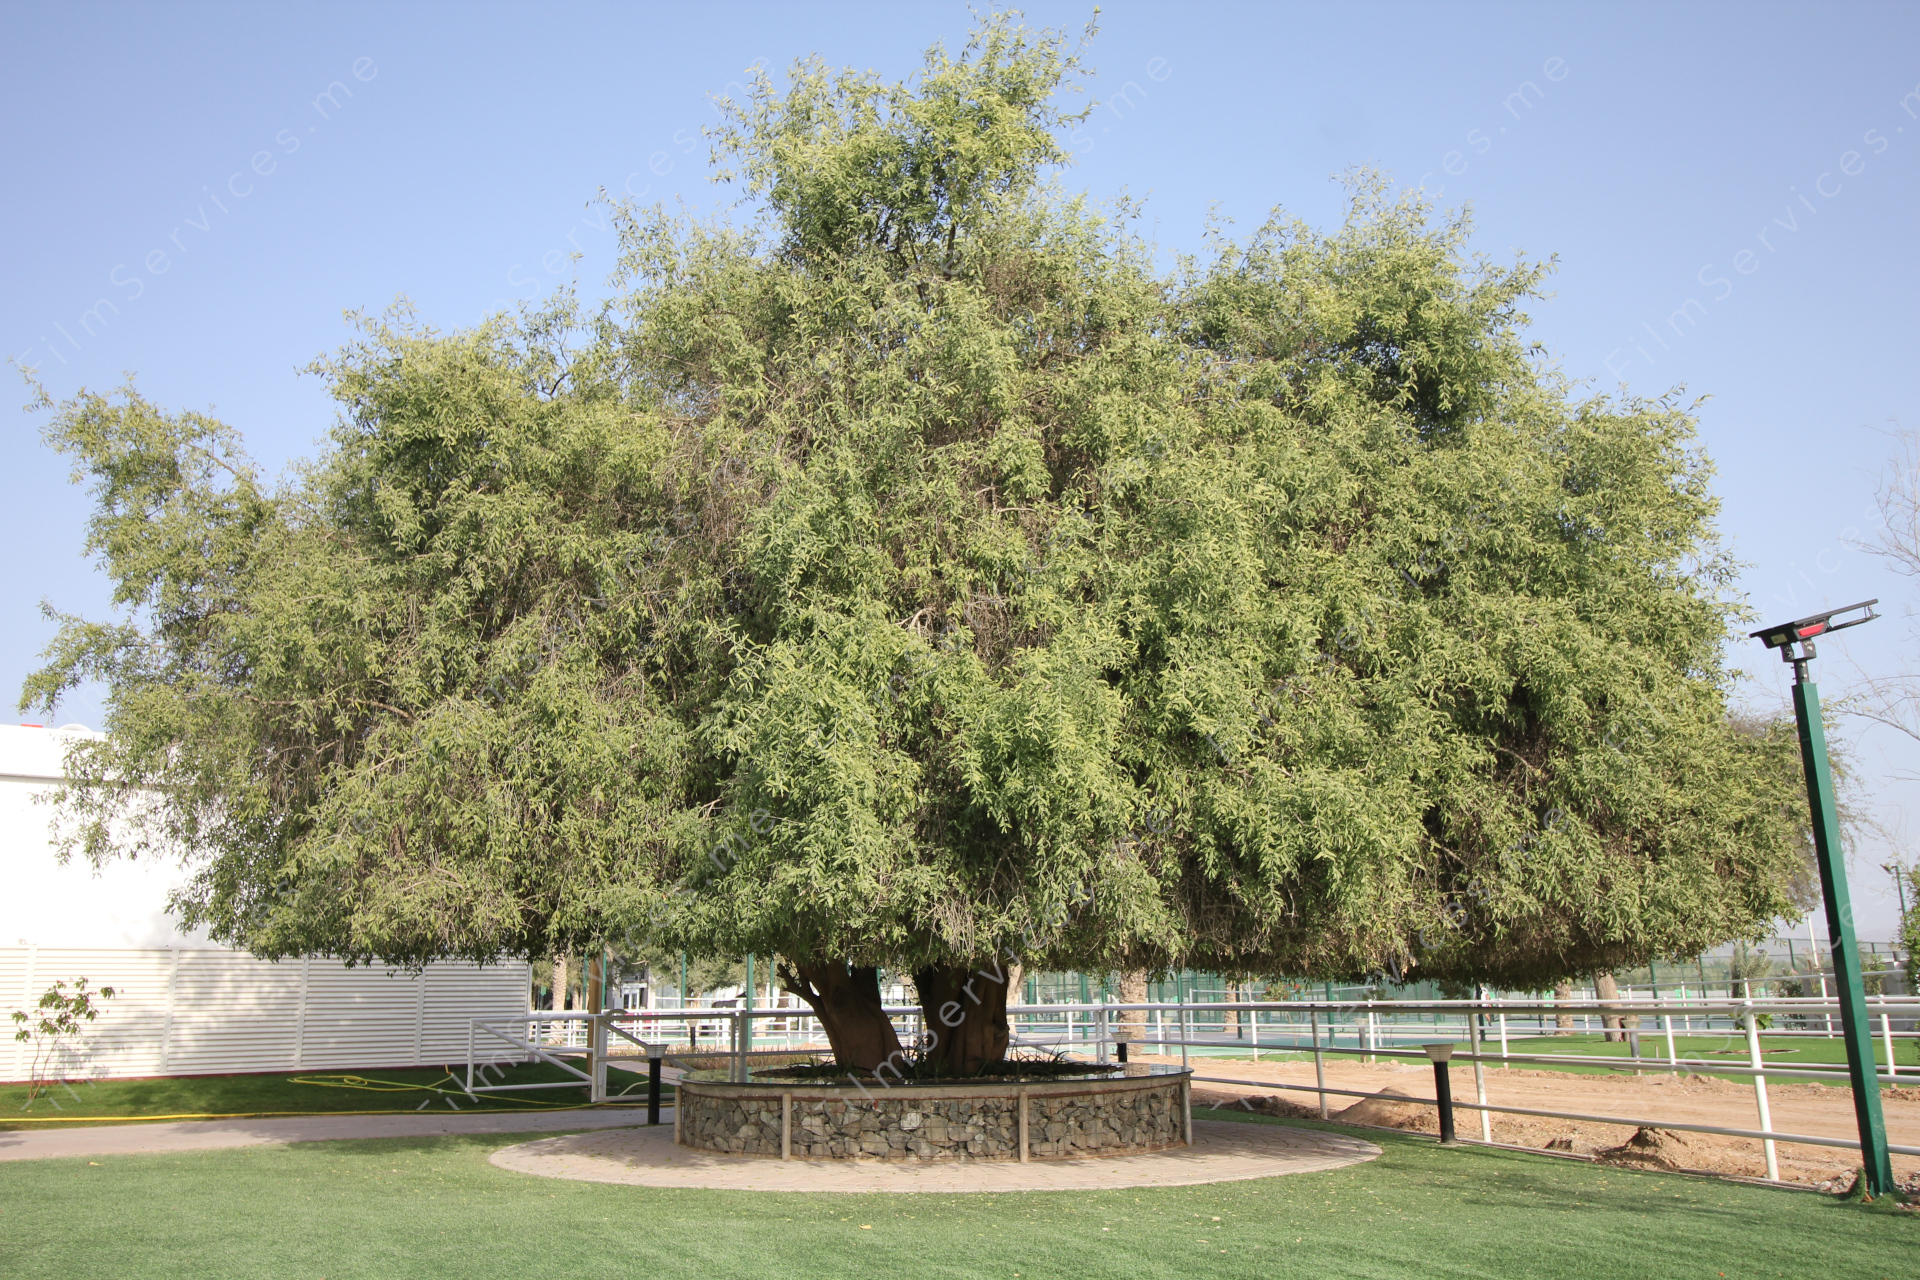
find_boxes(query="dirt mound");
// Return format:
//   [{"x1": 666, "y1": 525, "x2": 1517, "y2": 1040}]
[
  {"x1": 1334, "y1": 1087, "x2": 1430, "y2": 1130},
  {"x1": 1235, "y1": 1094, "x2": 1318, "y2": 1119},
  {"x1": 1192, "y1": 1091, "x2": 1318, "y2": 1118},
  {"x1": 1594, "y1": 1127, "x2": 1704, "y2": 1171}
]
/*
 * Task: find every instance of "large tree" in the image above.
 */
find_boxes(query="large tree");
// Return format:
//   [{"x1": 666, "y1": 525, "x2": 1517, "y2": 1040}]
[{"x1": 26, "y1": 16, "x2": 1813, "y2": 1075}]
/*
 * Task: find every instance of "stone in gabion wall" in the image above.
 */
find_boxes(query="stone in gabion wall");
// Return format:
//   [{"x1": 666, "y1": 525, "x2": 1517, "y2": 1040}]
[
  {"x1": 678, "y1": 1078, "x2": 1185, "y2": 1162},
  {"x1": 1026, "y1": 1086, "x2": 1181, "y2": 1158}
]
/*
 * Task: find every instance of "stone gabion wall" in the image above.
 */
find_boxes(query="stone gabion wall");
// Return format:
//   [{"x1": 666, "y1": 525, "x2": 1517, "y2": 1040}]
[
  {"x1": 1028, "y1": 1086, "x2": 1182, "y2": 1158},
  {"x1": 678, "y1": 1079, "x2": 1184, "y2": 1162}
]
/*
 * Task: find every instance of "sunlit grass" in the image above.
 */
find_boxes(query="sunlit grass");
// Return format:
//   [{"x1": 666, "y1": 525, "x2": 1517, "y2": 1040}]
[{"x1": 0, "y1": 1110, "x2": 1907, "y2": 1279}]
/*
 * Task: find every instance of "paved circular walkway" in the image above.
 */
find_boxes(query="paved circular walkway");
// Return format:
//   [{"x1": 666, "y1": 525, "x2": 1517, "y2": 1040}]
[{"x1": 489, "y1": 1119, "x2": 1379, "y2": 1192}]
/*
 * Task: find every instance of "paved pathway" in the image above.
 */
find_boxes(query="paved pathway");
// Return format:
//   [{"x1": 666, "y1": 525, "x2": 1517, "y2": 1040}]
[
  {"x1": 489, "y1": 1119, "x2": 1380, "y2": 1192},
  {"x1": 0, "y1": 1107, "x2": 657, "y2": 1162}
]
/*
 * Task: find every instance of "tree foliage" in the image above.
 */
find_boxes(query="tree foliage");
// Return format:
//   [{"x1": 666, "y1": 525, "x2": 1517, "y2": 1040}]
[{"x1": 26, "y1": 14, "x2": 1812, "y2": 995}]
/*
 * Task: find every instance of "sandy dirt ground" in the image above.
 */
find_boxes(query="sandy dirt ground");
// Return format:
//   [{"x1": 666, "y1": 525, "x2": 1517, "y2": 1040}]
[{"x1": 1146, "y1": 1053, "x2": 1920, "y2": 1187}]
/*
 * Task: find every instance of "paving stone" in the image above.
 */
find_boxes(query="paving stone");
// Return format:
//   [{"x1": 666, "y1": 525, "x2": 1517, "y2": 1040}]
[{"x1": 0, "y1": 1108, "x2": 659, "y2": 1162}]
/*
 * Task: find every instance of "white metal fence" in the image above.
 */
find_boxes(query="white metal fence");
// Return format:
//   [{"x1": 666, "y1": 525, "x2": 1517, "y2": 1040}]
[
  {"x1": 1146, "y1": 993, "x2": 1920, "y2": 1182},
  {"x1": 504, "y1": 993, "x2": 1919, "y2": 1182}
]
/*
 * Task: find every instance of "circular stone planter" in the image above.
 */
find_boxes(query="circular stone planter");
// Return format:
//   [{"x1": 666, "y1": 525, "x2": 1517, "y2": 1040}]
[{"x1": 675, "y1": 1064, "x2": 1192, "y2": 1162}]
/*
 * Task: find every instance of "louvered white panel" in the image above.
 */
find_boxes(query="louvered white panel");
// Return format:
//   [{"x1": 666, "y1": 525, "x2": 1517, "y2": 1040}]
[
  {"x1": 299, "y1": 961, "x2": 427, "y2": 1071},
  {"x1": 2, "y1": 947, "x2": 30, "y2": 1083},
  {"x1": 423, "y1": 962, "x2": 531, "y2": 1066},
  {"x1": 40, "y1": 949, "x2": 174, "y2": 1079},
  {"x1": 169, "y1": 951, "x2": 306, "y2": 1075},
  {"x1": 2, "y1": 946, "x2": 532, "y2": 1082},
  {"x1": 4, "y1": 948, "x2": 176, "y2": 1082}
]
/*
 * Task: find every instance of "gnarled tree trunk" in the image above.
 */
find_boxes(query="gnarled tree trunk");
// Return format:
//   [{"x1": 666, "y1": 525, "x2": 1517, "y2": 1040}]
[
  {"x1": 1118, "y1": 969, "x2": 1149, "y2": 1046},
  {"x1": 1594, "y1": 970, "x2": 1624, "y2": 1042},
  {"x1": 781, "y1": 960, "x2": 903, "y2": 1072},
  {"x1": 914, "y1": 960, "x2": 1013, "y2": 1075},
  {"x1": 1553, "y1": 982, "x2": 1574, "y2": 1034},
  {"x1": 585, "y1": 952, "x2": 604, "y2": 1014}
]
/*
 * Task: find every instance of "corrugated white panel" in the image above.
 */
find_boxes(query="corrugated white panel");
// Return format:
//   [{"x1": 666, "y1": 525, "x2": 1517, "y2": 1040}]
[{"x1": 1, "y1": 946, "x2": 531, "y2": 1082}]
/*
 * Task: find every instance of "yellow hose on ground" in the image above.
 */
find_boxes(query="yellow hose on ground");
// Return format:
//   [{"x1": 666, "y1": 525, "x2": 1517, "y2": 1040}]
[
  {"x1": 0, "y1": 1105, "x2": 613, "y2": 1124},
  {"x1": 286, "y1": 1070, "x2": 579, "y2": 1104}
]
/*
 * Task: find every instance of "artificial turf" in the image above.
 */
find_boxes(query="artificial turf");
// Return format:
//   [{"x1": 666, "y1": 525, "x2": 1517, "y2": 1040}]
[
  {"x1": 0, "y1": 1109, "x2": 1908, "y2": 1279},
  {"x1": 1491, "y1": 1031, "x2": 1916, "y2": 1076},
  {"x1": 1196, "y1": 1031, "x2": 1917, "y2": 1085},
  {"x1": 0, "y1": 1060, "x2": 657, "y2": 1128}
]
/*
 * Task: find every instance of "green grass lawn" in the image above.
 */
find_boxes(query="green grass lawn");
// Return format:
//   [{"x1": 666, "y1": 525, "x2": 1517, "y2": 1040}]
[
  {"x1": 1494, "y1": 1031, "x2": 1914, "y2": 1076},
  {"x1": 0, "y1": 1109, "x2": 1908, "y2": 1279},
  {"x1": 1198, "y1": 1031, "x2": 1916, "y2": 1085},
  {"x1": 0, "y1": 1060, "x2": 666, "y2": 1128}
]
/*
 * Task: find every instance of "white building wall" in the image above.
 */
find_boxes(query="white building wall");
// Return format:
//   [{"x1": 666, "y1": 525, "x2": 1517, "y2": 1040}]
[{"x1": 0, "y1": 726, "x2": 531, "y2": 1081}]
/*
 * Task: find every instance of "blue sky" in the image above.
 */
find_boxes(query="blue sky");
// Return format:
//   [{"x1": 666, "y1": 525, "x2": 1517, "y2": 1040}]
[{"x1": 5, "y1": 1, "x2": 1918, "y2": 937}]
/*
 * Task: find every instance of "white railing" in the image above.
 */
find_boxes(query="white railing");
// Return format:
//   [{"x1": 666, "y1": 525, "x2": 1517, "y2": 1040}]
[
  {"x1": 1019, "y1": 993, "x2": 1920, "y2": 1184},
  {"x1": 477, "y1": 993, "x2": 1919, "y2": 1182}
]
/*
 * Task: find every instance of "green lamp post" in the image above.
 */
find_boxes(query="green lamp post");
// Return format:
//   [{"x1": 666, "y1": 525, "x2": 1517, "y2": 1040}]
[{"x1": 1750, "y1": 599, "x2": 1895, "y2": 1196}]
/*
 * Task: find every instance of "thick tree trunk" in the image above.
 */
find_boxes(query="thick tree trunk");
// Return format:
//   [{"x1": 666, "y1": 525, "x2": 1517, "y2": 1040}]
[
  {"x1": 1118, "y1": 969, "x2": 1149, "y2": 1045},
  {"x1": 1594, "y1": 970, "x2": 1624, "y2": 1042},
  {"x1": 914, "y1": 960, "x2": 1013, "y2": 1075},
  {"x1": 781, "y1": 960, "x2": 903, "y2": 1072},
  {"x1": 1553, "y1": 982, "x2": 1574, "y2": 1034}
]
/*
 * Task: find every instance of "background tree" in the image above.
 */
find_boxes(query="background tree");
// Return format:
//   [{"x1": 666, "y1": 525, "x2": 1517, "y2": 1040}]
[
  {"x1": 25, "y1": 14, "x2": 1814, "y2": 1075},
  {"x1": 1899, "y1": 865, "x2": 1919, "y2": 996},
  {"x1": 1844, "y1": 427, "x2": 1920, "y2": 747}
]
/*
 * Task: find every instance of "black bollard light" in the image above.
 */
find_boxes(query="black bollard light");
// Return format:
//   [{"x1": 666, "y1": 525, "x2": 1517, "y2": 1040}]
[
  {"x1": 647, "y1": 1043, "x2": 664, "y2": 1126},
  {"x1": 1115, "y1": 1030, "x2": 1130, "y2": 1064},
  {"x1": 1422, "y1": 1042, "x2": 1458, "y2": 1145}
]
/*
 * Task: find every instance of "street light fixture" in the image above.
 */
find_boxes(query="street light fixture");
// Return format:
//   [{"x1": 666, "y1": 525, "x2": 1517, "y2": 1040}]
[
  {"x1": 1750, "y1": 598, "x2": 1879, "y2": 663},
  {"x1": 1749, "y1": 598, "x2": 1895, "y2": 1196}
]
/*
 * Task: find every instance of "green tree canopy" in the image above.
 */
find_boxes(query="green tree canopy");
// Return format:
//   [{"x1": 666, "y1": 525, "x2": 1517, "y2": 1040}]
[{"x1": 26, "y1": 14, "x2": 1812, "y2": 1070}]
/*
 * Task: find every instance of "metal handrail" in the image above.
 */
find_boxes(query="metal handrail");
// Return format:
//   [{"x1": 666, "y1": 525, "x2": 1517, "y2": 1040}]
[{"x1": 464, "y1": 1018, "x2": 597, "y2": 1094}]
